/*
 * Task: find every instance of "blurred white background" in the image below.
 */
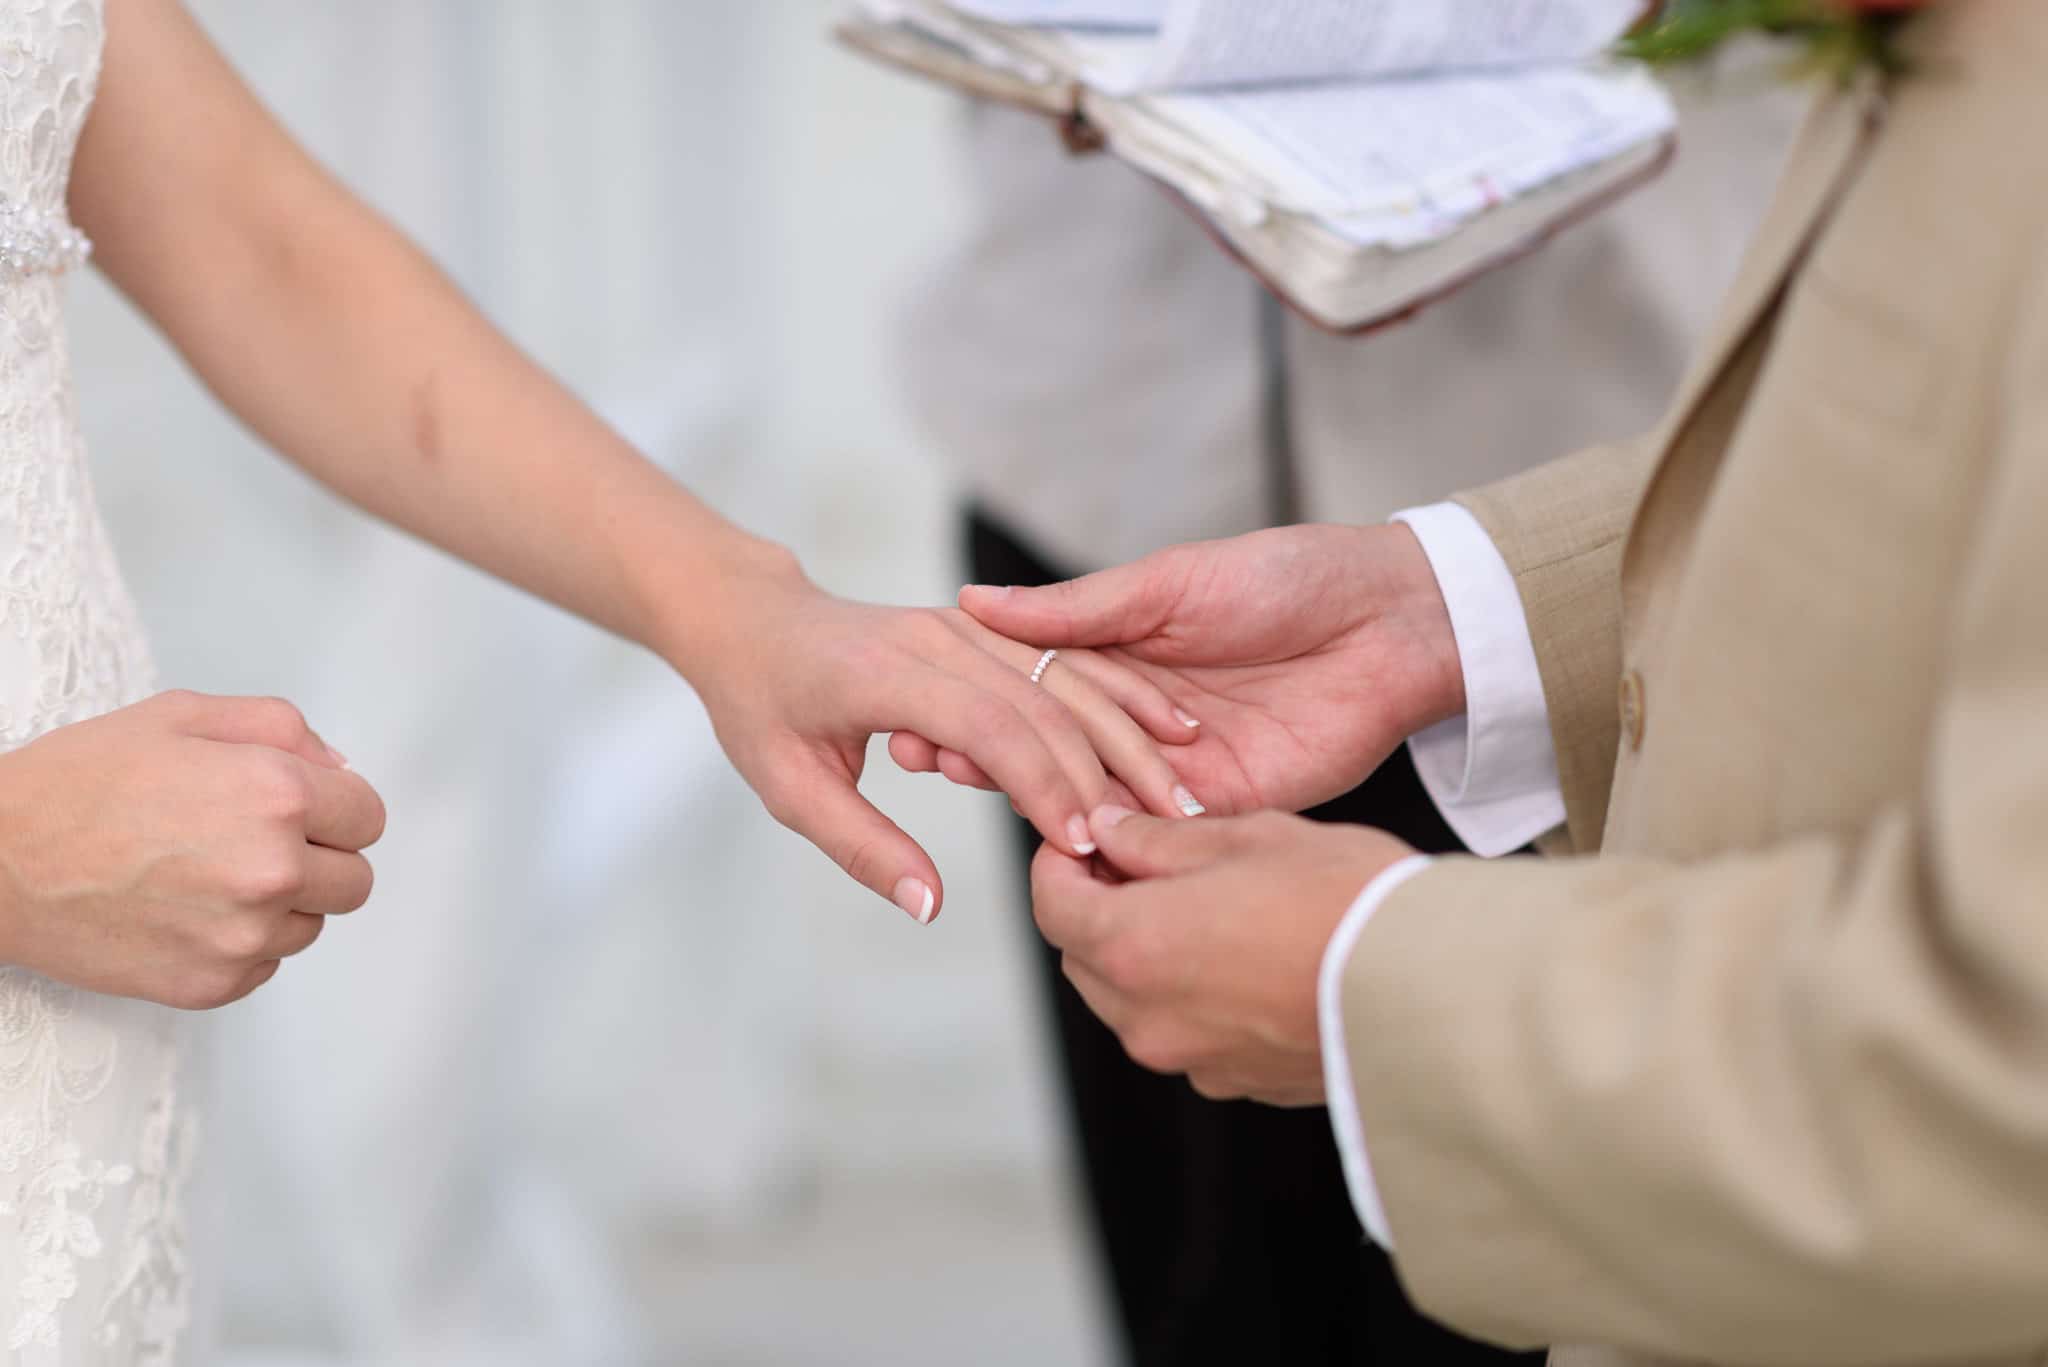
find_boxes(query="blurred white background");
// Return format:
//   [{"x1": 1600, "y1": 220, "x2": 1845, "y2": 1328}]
[{"x1": 70, "y1": 2, "x2": 1112, "y2": 1364}]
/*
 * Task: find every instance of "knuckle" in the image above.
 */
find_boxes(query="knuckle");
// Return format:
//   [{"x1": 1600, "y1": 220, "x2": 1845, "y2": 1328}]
[
  {"x1": 169, "y1": 967, "x2": 247, "y2": 1012},
  {"x1": 748, "y1": 747, "x2": 819, "y2": 833},
  {"x1": 1121, "y1": 1020, "x2": 1186, "y2": 1076},
  {"x1": 288, "y1": 915, "x2": 326, "y2": 955},
  {"x1": 1021, "y1": 683, "x2": 1079, "y2": 730},
  {"x1": 1030, "y1": 890, "x2": 1062, "y2": 944},
  {"x1": 362, "y1": 788, "x2": 389, "y2": 847},
  {"x1": 967, "y1": 695, "x2": 1018, "y2": 739},
  {"x1": 257, "y1": 695, "x2": 309, "y2": 732},
  {"x1": 838, "y1": 836, "x2": 891, "y2": 894},
  {"x1": 991, "y1": 740, "x2": 1062, "y2": 803},
  {"x1": 227, "y1": 851, "x2": 302, "y2": 906},
  {"x1": 210, "y1": 912, "x2": 274, "y2": 964},
  {"x1": 1189, "y1": 1072, "x2": 1236, "y2": 1102},
  {"x1": 241, "y1": 751, "x2": 311, "y2": 820},
  {"x1": 759, "y1": 796, "x2": 800, "y2": 834},
  {"x1": 349, "y1": 857, "x2": 376, "y2": 910},
  {"x1": 153, "y1": 688, "x2": 202, "y2": 716},
  {"x1": 241, "y1": 695, "x2": 309, "y2": 744},
  {"x1": 1028, "y1": 857, "x2": 1058, "y2": 917},
  {"x1": 161, "y1": 983, "x2": 211, "y2": 1012},
  {"x1": 753, "y1": 775, "x2": 803, "y2": 833},
  {"x1": 269, "y1": 770, "x2": 314, "y2": 824},
  {"x1": 1029, "y1": 860, "x2": 1082, "y2": 945},
  {"x1": 887, "y1": 731, "x2": 934, "y2": 773},
  {"x1": 1099, "y1": 931, "x2": 1156, "y2": 994}
]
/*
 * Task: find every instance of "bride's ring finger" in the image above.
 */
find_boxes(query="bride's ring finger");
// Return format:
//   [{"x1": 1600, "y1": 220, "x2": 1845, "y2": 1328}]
[
  {"x1": 1017, "y1": 643, "x2": 1198, "y2": 748},
  {"x1": 934, "y1": 614, "x2": 1196, "y2": 819},
  {"x1": 943, "y1": 634, "x2": 1118, "y2": 829},
  {"x1": 1013, "y1": 647, "x2": 1201, "y2": 820},
  {"x1": 1043, "y1": 648, "x2": 1201, "y2": 745},
  {"x1": 909, "y1": 669, "x2": 1181, "y2": 816}
]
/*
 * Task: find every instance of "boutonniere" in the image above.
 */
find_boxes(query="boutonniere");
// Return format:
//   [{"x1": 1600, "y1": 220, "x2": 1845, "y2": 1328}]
[{"x1": 1622, "y1": 0, "x2": 1932, "y2": 82}]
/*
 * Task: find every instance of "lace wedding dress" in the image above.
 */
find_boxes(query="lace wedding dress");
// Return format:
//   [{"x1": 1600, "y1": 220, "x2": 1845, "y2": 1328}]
[{"x1": 0, "y1": 1, "x2": 191, "y2": 1361}]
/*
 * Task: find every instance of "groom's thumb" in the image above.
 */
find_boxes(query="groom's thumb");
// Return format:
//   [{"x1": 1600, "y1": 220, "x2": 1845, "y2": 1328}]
[
  {"x1": 1086, "y1": 805, "x2": 1228, "y2": 881},
  {"x1": 959, "y1": 557, "x2": 1175, "y2": 648}
]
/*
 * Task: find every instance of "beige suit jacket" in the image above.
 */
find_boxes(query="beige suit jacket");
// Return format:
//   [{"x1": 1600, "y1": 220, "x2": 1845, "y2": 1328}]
[{"x1": 1341, "y1": 5, "x2": 2048, "y2": 1365}]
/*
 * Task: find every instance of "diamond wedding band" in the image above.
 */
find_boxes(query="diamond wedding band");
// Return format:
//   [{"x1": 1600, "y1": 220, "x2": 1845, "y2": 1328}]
[{"x1": 1028, "y1": 648, "x2": 1059, "y2": 686}]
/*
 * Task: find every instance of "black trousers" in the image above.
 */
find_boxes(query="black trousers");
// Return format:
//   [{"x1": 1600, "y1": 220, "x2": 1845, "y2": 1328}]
[{"x1": 968, "y1": 508, "x2": 1541, "y2": 1367}]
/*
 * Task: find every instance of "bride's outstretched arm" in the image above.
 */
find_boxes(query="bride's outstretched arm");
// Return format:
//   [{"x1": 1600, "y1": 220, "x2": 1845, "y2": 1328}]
[{"x1": 70, "y1": 0, "x2": 1201, "y2": 921}]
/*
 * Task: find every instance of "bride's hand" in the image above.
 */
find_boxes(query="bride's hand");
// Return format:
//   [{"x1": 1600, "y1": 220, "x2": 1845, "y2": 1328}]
[
  {"x1": 678, "y1": 553, "x2": 1203, "y2": 924},
  {"x1": 902, "y1": 524, "x2": 1466, "y2": 819},
  {"x1": 0, "y1": 691, "x2": 386, "y2": 1010}
]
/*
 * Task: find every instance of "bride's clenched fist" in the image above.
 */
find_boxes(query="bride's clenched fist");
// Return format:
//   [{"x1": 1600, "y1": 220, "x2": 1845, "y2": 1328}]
[{"x1": 0, "y1": 690, "x2": 385, "y2": 1010}]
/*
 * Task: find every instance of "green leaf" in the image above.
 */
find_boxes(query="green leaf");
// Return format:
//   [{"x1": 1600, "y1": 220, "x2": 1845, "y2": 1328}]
[{"x1": 1618, "y1": 0, "x2": 1911, "y2": 84}]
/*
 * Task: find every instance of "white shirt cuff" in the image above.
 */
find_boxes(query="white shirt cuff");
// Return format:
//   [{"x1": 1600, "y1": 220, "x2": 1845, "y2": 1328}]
[
  {"x1": 1318, "y1": 852, "x2": 1434, "y2": 1248},
  {"x1": 1393, "y1": 502, "x2": 1566, "y2": 857}
]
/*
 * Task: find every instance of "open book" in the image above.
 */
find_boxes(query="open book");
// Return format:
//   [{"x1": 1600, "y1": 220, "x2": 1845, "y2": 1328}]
[{"x1": 840, "y1": 0, "x2": 1677, "y2": 332}]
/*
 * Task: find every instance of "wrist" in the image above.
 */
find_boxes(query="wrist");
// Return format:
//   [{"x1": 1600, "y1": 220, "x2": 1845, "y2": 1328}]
[
  {"x1": 643, "y1": 529, "x2": 812, "y2": 690},
  {"x1": 0, "y1": 760, "x2": 41, "y2": 975},
  {"x1": 1377, "y1": 522, "x2": 1467, "y2": 731}
]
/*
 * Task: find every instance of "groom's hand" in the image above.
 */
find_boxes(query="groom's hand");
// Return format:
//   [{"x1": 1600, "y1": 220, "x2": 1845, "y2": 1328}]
[
  {"x1": 1032, "y1": 805, "x2": 1414, "y2": 1106},
  {"x1": 940, "y1": 524, "x2": 1465, "y2": 817}
]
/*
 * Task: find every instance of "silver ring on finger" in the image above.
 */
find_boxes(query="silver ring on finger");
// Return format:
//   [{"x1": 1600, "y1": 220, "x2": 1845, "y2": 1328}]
[{"x1": 1028, "y1": 648, "x2": 1059, "y2": 686}]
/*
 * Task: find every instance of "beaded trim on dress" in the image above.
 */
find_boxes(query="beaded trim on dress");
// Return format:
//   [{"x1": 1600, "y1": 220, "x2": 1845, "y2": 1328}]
[{"x1": 0, "y1": 196, "x2": 88, "y2": 280}]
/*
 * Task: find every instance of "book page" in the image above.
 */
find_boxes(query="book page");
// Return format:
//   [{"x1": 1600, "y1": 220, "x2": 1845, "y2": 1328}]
[
  {"x1": 948, "y1": 0, "x2": 1165, "y2": 27},
  {"x1": 860, "y1": 0, "x2": 1074, "y2": 80},
  {"x1": 1138, "y1": 0, "x2": 1645, "y2": 91},
  {"x1": 1145, "y1": 63, "x2": 1673, "y2": 245}
]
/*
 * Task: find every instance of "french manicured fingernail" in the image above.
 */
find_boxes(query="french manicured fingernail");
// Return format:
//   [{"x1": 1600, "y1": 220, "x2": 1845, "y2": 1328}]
[
  {"x1": 1092, "y1": 804, "x2": 1136, "y2": 832},
  {"x1": 1173, "y1": 785, "x2": 1207, "y2": 818},
  {"x1": 1066, "y1": 815, "x2": 1097, "y2": 856},
  {"x1": 1174, "y1": 708, "x2": 1201, "y2": 729},
  {"x1": 964, "y1": 584, "x2": 1013, "y2": 599},
  {"x1": 327, "y1": 744, "x2": 351, "y2": 769},
  {"x1": 893, "y1": 877, "x2": 936, "y2": 925}
]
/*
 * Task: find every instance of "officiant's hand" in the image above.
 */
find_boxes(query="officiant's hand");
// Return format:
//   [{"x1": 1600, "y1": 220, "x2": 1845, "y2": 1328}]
[
  {"x1": 915, "y1": 524, "x2": 1463, "y2": 816},
  {"x1": 679, "y1": 552, "x2": 1203, "y2": 926},
  {"x1": 0, "y1": 691, "x2": 383, "y2": 1011},
  {"x1": 1032, "y1": 805, "x2": 1414, "y2": 1105}
]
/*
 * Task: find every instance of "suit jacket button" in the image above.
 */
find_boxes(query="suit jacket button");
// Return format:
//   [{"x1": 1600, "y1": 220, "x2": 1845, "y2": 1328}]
[{"x1": 1619, "y1": 670, "x2": 1646, "y2": 751}]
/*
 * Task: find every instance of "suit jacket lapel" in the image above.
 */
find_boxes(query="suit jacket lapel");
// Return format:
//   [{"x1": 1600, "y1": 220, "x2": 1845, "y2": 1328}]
[
  {"x1": 1617, "y1": 73, "x2": 1885, "y2": 590},
  {"x1": 1655, "y1": 75, "x2": 1883, "y2": 446}
]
